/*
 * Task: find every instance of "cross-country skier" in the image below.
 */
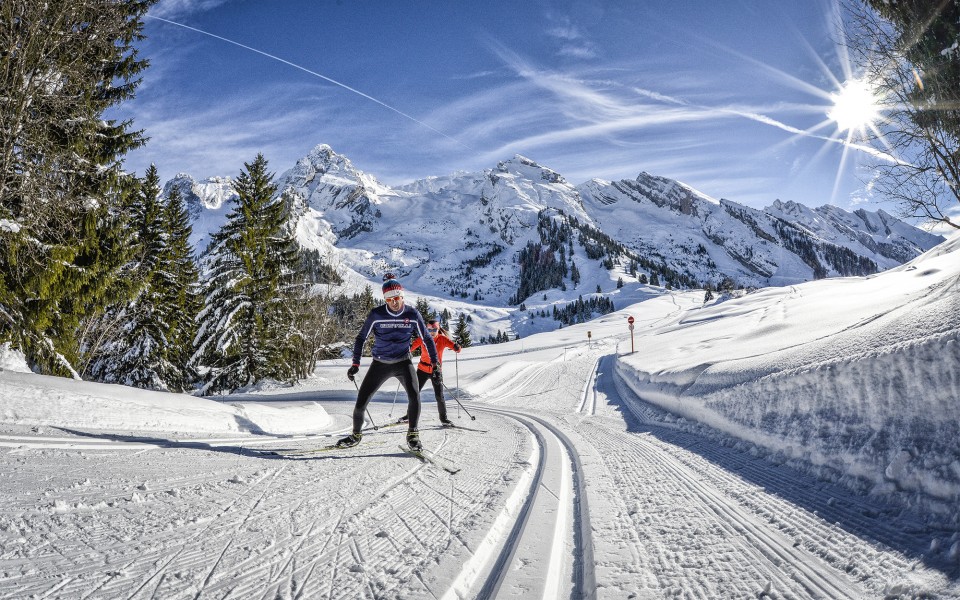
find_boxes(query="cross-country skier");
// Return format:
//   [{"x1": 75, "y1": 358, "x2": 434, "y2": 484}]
[
  {"x1": 338, "y1": 274, "x2": 440, "y2": 451},
  {"x1": 397, "y1": 319, "x2": 461, "y2": 426}
]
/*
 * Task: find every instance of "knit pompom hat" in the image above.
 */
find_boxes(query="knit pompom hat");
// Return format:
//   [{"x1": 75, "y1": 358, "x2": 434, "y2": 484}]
[{"x1": 382, "y1": 274, "x2": 403, "y2": 299}]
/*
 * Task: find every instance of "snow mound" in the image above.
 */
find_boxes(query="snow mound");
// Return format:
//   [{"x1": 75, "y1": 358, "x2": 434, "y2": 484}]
[{"x1": 0, "y1": 370, "x2": 329, "y2": 435}]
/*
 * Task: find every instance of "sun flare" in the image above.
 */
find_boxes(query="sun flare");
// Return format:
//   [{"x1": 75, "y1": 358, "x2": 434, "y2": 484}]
[{"x1": 828, "y1": 78, "x2": 880, "y2": 134}]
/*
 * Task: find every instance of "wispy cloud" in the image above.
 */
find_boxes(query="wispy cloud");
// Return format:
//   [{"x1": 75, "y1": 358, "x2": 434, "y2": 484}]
[
  {"x1": 121, "y1": 82, "x2": 345, "y2": 179},
  {"x1": 150, "y1": 0, "x2": 233, "y2": 19},
  {"x1": 545, "y1": 19, "x2": 598, "y2": 60}
]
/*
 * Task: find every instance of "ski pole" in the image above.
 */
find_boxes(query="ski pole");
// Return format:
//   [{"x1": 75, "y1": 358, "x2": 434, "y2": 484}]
[
  {"x1": 455, "y1": 352, "x2": 460, "y2": 418},
  {"x1": 441, "y1": 381, "x2": 476, "y2": 420},
  {"x1": 389, "y1": 382, "x2": 401, "y2": 417},
  {"x1": 353, "y1": 379, "x2": 378, "y2": 430}
]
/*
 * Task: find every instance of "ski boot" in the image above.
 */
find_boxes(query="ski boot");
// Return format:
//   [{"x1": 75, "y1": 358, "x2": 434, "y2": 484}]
[
  {"x1": 406, "y1": 430, "x2": 422, "y2": 452},
  {"x1": 335, "y1": 432, "x2": 362, "y2": 448}
]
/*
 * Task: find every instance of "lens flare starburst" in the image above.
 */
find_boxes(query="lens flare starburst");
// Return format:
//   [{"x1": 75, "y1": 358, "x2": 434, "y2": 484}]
[{"x1": 828, "y1": 78, "x2": 881, "y2": 135}]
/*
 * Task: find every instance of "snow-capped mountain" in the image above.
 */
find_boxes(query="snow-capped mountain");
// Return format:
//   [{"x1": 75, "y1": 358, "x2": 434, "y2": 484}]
[
  {"x1": 169, "y1": 143, "x2": 944, "y2": 305},
  {"x1": 162, "y1": 174, "x2": 237, "y2": 252}
]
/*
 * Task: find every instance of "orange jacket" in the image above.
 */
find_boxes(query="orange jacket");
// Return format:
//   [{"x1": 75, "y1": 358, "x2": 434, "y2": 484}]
[{"x1": 411, "y1": 333, "x2": 459, "y2": 373}]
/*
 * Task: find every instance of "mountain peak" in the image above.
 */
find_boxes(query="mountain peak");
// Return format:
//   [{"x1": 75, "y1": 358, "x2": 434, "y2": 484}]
[
  {"x1": 496, "y1": 154, "x2": 567, "y2": 185},
  {"x1": 301, "y1": 144, "x2": 357, "y2": 174}
]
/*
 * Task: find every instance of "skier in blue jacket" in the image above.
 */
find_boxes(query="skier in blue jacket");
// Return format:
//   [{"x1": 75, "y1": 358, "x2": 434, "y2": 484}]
[{"x1": 337, "y1": 274, "x2": 440, "y2": 451}]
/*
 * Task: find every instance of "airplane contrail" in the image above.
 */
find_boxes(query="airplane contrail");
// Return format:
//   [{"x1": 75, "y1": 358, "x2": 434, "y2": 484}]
[{"x1": 146, "y1": 15, "x2": 470, "y2": 149}]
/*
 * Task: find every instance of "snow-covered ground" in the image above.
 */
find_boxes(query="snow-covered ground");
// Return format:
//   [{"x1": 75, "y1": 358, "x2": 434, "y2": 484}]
[{"x1": 1, "y1": 234, "x2": 959, "y2": 599}]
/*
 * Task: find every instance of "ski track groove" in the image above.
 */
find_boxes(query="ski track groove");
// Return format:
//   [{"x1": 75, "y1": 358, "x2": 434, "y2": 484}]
[
  {"x1": 585, "y1": 422, "x2": 784, "y2": 597},
  {"x1": 291, "y1": 558, "x2": 320, "y2": 600},
  {"x1": 199, "y1": 427, "x2": 513, "y2": 600},
  {"x1": 182, "y1": 466, "x2": 289, "y2": 598},
  {"x1": 461, "y1": 405, "x2": 595, "y2": 600},
  {"x1": 472, "y1": 416, "x2": 546, "y2": 600},
  {"x1": 259, "y1": 508, "x2": 316, "y2": 596},
  {"x1": 613, "y1": 369, "x2": 950, "y2": 590},
  {"x1": 581, "y1": 417, "x2": 873, "y2": 598},
  {"x1": 115, "y1": 467, "x2": 281, "y2": 600}
]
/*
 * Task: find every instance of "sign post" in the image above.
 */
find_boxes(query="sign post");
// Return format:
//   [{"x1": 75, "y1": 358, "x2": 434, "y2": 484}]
[{"x1": 627, "y1": 315, "x2": 635, "y2": 353}]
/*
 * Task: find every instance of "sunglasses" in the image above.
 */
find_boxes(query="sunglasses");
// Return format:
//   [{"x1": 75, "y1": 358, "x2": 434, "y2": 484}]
[{"x1": 427, "y1": 326, "x2": 439, "y2": 332}]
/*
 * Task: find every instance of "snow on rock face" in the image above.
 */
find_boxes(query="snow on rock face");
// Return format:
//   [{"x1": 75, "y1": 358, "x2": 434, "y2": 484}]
[
  {"x1": 277, "y1": 144, "x2": 397, "y2": 241},
  {"x1": 163, "y1": 173, "x2": 236, "y2": 214},
  {"x1": 162, "y1": 174, "x2": 237, "y2": 254},
  {"x1": 170, "y1": 143, "x2": 944, "y2": 305}
]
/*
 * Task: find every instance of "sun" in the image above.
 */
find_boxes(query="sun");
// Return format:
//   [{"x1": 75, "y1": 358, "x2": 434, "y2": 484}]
[{"x1": 828, "y1": 78, "x2": 881, "y2": 134}]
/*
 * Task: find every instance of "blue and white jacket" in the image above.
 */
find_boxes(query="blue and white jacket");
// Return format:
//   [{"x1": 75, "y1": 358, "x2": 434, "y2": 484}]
[{"x1": 352, "y1": 304, "x2": 439, "y2": 366}]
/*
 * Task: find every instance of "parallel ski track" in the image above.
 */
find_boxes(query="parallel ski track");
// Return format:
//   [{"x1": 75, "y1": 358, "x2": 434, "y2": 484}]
[
  {"x1": 587, "y1": 421, "x2": 863, "y2": 598},
  {"x1": 610, "y1": 370, "x2": 954, "y2": 578},
  {"x1": 469, "y1": 405, "x2": 596, "y2": 600}
]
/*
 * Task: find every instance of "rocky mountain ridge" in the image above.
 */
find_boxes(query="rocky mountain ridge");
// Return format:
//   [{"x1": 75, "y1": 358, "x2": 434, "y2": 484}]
[{"x1": 164, "y1": 144, "x2": 944, "y2": 305}]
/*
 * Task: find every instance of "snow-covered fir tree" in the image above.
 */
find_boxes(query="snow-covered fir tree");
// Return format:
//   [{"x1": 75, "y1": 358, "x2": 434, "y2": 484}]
[
  {"x1": 89, "y1": 166, "x2": 175, "y2": 389},
  {"x1": 156, "y1": 185, "x2": 201, "y2": 390},
  {"x1": 414, "y1": 297, "x2": 436, "y2": 325},
  {"x1": 191, "y1": 155, "x2": 302, "y2": 394}
]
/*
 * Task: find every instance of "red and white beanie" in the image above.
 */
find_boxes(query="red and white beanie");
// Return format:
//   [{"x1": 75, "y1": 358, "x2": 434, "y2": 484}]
[{"x1": 382, "y1": 274, "x2": 403, "y2": 299}]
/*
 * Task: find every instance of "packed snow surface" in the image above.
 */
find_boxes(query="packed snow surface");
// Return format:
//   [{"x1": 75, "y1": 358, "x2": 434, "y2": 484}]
[{"x1": 1, "y1": 233, "x2": 958, "y2": 598}]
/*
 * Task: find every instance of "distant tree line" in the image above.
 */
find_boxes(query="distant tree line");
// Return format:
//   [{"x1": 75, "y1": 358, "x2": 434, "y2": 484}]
[
  {"x1": 449, "y1": 241, "x2": 503, "y2": 300},
  {"x1": 552, "y1": 295, "x2": 615, "y2": 325},
  {"x1": 773, "y1": 220, "x2": 879, "y2": 279},
  {"x1": 509, "y1": 210, "x2": 703, "y2": 305}
]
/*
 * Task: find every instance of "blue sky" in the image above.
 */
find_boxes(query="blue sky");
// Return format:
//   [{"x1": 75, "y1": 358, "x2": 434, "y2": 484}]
[{"x1": 115, "y1": 0, "x2": 880, "y2": 212}]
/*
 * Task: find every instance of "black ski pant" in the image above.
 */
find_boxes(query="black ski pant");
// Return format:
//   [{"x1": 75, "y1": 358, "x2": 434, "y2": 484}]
[
  {"x1": 416, "y1": 369, "x2": 448, "y2": 421},
  {"x1": 353, "y1": 359, "x2": 420, "y2": 433}
]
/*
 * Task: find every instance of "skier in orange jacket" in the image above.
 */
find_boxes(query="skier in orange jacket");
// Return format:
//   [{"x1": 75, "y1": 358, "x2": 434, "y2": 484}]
[{"x1": 397, "y1": 319, "x2": 461, "y2": 426}]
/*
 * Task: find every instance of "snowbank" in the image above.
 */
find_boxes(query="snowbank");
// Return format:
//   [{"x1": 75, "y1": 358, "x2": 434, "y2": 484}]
[
  {"x1": 0, "y1": 367, "x2": 330, "y2": 435},
  {"x1": 616, "y1": 231, "x2": 960, "y2": 515}
]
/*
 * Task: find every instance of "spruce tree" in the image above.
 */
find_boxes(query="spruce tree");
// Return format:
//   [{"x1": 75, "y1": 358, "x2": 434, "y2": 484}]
[
  {"x1": 192, "y1": 155, "x2": 301, "y2": 394},
  {"x1": 452, "y1": 314, "x2": 472, "y2": 348},
  {"x1": 88, "y1": 166, "x2": 172, "y2": 388},
  {"x1": 158, "y1": 185, "x2": 201, "y2": 390},
  {"x1": 0, "y1": 0, "x2": 156, "y2": 375}
]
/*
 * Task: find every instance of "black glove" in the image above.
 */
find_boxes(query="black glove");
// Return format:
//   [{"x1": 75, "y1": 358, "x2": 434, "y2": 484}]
[
  {"x1": 347, "y1": 365, "x2": 359, "y2": 381},
  {"x1": 453, "y1": 343, "x2": 462, "y2": 352},
  {"x1": 431, "y1": 366, "x2": 443, "y2": 386}
]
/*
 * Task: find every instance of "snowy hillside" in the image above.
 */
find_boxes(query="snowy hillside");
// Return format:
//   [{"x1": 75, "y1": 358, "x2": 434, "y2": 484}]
[
  {"x1": 166, "y1": 144, "x2": 943, "y2": 309},
  {"x1": 616, "y1": 230, "x2": 960, "y2": 516}
]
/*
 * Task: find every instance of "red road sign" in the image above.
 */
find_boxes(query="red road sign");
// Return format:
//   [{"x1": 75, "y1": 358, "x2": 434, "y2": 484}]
[{"x1": 627, "y1": 315, "x2": 635, "y2": 324}]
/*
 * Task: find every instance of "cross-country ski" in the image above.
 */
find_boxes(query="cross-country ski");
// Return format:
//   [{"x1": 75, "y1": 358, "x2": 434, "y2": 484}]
[
  {"x1": 251, "y1": 444, "x2": 348, "y2": 457},
  {"x1": 399, "y1": 445, "x2": 461, "y2": 474}
]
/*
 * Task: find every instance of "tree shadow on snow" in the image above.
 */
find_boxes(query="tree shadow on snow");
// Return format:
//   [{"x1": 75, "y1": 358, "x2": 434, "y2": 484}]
[{"x1": 50, "y1": 426, "x2": 337, "y2": 461}]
